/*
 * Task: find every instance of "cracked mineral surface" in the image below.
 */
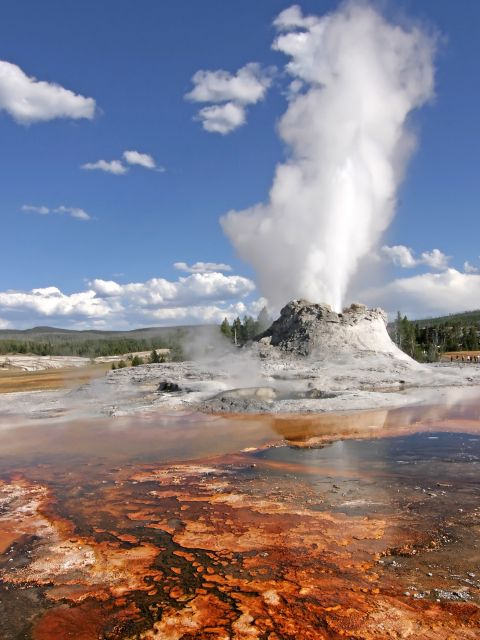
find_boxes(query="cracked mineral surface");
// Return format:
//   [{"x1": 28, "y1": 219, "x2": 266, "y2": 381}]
[{"x1": 0, "y1": 388, "x2": 480, "y2": 638}]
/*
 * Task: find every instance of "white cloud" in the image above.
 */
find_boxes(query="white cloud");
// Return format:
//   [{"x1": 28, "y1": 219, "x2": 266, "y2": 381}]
[
  {"x1": 21, "y1": 204, "x2": 91, "y2": 221},
  {"x1": 186, "y1": 62, "x2": 273, "y2": 134},
  {"x1": 174, "y1": 261, "x2": 232, "y2": 273},
  {"x1": 0, "y1": 272, "x2": 256, "y2": 329},
  {"x1": 197, "y1": 102, "x2": 246, "y2": 135},
  {"x1": 464, "y1": 261, "x2": 479, "y2": 274},
  {"x1": 360, "y1": 268, "x2": 480, "y2": 319},
  {"x1": 81, "y1": 159, "x2": 128, "y2": 175},
  {"x1": 54, "y1": 206, "x2": 91, "y2": 221},
  {"x1": 82, "y1": 150, "x2": 163, "y2": 174},
  {"x1": 0, "y1": 60, "x2": 95, "y2": 124},
  {"x1": 381, "y1": 245, "x2": 449, "y2": 270},
  {"x1": 0, "y1": 286, "x2": 112, "y2": 319},
  {"x1": 380, "y1": 245, "x2": 417, "y2": 268},
  {"x1": 22, "y1": 204, "x2": 50, "y2": 215},
  {"x1": 273, "y1": 5, "x2": 319, "y2": 31},
  {"x1": 0, "y1": 318, "x2": 11, "y2": 329},
  {"x1": 89, "y1": 279, "x2": 123, "y2": 297},
  {"x1": 420, "y1": 249, "x2": 450, "y2": 270},
  {"x1": 123, "y1": 150, "x2": 161, "y2": 171},
  {"x1": 187, "y1": 63, "x2": 271, "y2": 105}
]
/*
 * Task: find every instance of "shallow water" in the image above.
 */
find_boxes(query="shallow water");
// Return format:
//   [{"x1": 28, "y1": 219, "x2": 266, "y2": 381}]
[{"x1": 0, "y1": 387, "x2": 479, "y2": 638}]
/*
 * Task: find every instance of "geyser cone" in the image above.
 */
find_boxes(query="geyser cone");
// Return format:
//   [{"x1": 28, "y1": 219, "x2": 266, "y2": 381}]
[{"x1": 255, "y1": 299, "x2": 413, "y2": 361}]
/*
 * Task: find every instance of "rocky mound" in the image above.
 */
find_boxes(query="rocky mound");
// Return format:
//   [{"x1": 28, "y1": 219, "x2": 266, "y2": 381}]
[{"x1": 254, "y1": 299, "x2": 412, "y2": 361}]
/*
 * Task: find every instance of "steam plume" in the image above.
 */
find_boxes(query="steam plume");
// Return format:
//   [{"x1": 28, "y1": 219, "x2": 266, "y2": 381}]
[{"x1": 221, "y1": 2, "x2": 436, "y2": 311}]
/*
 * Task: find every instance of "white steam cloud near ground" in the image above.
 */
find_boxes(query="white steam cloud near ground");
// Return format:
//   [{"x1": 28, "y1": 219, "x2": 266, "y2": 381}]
[{"x1": 221, "y1": 2, "x2": 437, "y2": 312}]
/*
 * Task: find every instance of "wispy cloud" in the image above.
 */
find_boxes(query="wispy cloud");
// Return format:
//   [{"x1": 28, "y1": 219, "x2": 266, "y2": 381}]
[
  {"x1": 464, "y1": 261, "x2": 479, "y2": 274},
  {"x1": 0, "y1": 60, "x2": 95, "y2": 124},
  {"x1": 174, "y1": 261, "x2": 232, "y2": 273},
  {"x1": 22, "y1": 204, "x2": 92, "y2": 221},
  {"x1": 81, "y1": 150, "x2": 163, "y2": 175},
  {"x1": 81, "y1": 159, "x2": 127, "y2": 175}
]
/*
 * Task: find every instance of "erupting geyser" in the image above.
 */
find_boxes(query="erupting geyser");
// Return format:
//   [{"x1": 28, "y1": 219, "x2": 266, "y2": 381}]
[{"x1": 222, "y1": 2, "x2": 436, "y2": 311}]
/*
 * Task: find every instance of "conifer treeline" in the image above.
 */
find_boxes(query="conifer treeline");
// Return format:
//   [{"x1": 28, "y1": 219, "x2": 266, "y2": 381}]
[
  {"x1": 0, "y1": 336, "x2": 184, "y2": 360},
  {"x1": 393, "y1": 312, "x2": 479, "y2": 361},
  {"x1": 220, "y1": 307, "x2": 271, "y2": 345}
]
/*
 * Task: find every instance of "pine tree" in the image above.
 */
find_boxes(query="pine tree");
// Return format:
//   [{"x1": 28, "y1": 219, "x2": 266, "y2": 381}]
[
  {"x1": 242, "y1": 316, "x2": 257, "y2": 341},
  {"x1": 220, "y1": 318, "x2": 232, "y2": 339},
  {"x1": 232, "y1": 317, "x2": 242, "y2": 345}
]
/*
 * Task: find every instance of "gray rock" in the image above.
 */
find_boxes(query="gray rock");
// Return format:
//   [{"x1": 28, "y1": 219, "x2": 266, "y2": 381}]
[{"x1": 253, "y1": 299, "x2": 401, "y2": 359}]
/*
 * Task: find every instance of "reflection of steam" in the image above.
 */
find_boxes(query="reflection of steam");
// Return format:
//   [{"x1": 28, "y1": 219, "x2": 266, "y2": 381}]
[{"x1": 222, "y1": 2, "x2": 436, "y2": 311}]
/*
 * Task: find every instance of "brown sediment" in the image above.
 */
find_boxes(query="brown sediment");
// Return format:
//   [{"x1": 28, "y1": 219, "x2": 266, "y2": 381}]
[
  {"x1": 0, "y1": 401, "x2": 479, "y2": 638},
  {"x1": 0, "y1": 363, "x2": 110, "y2": 394}
]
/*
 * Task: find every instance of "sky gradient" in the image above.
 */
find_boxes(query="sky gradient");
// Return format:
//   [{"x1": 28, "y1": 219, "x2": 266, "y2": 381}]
[{"x1": 0, "y1": 1, "x2": 479, "y2": 329}]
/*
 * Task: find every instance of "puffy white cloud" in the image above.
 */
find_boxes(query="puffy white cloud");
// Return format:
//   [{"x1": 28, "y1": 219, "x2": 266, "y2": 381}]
[
  {"x1": 186, "y1": 62, "x2": 273, "y2": 134},
  {"x1": 187, "y1": 63, "x2": 271, "y2": 105},
  {"x1": 420, "y1": 249, "x2": 450, "y2": 270},
  {"x1": 174, "y1": 261, "x2": 232, "y2": 273},
  {"x1": 360, "y1": 269, "x2": 480, "y2": 319},
  {"x1": 123, "y1": 150, "x2": 162, "y2": 171},
  {"x1": 381, "y1": 245, "x2": 449, "y2": 270},
  {"x1": 380, "y1": 245, "x2": 417, "y2": 268},
  {"x1": 380, "y1": 244, "x2": 450, "y2": 271},
  {"x1": 0, "y1": 272, "x2": 257, "y2": 329},
  {"x1": 273, "y1": 5, "x2": 319, "y2": 31},
  {"x1": 21, "y1": 204, "x2": 91, "y2": 221},
  {"x1": 0, "y1": 60, "x2": 95, "y2": 124},
  {"x1": 197, "y1": 102, "x2": 246, "y2": 135},
  {"x1": 81, "y1": 159, "x2": 128, "y2": 175},
  {"x1": 0, "y1": 286, "x2": 112, "y2": 319},
  {"x1": 89, "y1": 279, "x2": 124, "y2": 297},
  {"x1": 0, "y1": 318, "x2": 11, "y2": 329},
  {"x1": 464, "y1": 261, "x2": 479, "y2": 274}
]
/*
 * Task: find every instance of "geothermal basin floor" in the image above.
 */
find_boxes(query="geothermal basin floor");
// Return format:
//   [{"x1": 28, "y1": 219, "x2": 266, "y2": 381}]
[{"x1": 0, "y1": 389, "x2": 479, "y2": 639}]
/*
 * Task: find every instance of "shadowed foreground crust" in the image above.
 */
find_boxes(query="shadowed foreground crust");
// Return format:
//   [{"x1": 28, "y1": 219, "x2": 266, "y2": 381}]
[{"x1": 0, "y1": 406, "x2": 479, "y2": 640}]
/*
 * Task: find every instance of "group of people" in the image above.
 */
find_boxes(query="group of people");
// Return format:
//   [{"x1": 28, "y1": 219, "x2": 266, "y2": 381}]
[{"x1": 450, "y1": 354, "x2": 480, "y2": 363}]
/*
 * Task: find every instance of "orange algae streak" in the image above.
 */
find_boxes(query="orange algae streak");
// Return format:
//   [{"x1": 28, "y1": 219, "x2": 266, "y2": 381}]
[{"x1": 1, "y1": 396, "x2": 480, "y2": 638}]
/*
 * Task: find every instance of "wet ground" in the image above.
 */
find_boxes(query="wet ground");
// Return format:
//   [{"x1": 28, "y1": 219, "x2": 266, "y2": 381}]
[{"x1": 0, "y1": 387, "x2": 479, "y2": 638}]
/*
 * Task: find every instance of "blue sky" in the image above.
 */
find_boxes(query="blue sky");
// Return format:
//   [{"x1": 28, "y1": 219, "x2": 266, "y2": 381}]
[{"x1": 0, "y1": 0, "x2": 479, "y2": 328}]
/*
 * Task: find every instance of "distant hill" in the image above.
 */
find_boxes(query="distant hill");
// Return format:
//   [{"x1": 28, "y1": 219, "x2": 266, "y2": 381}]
[
  {"x1": 0, "y1": 324, "x2": 218, "y2": 359},
  {"x1": 388, "y1": 310, "x2": 480, "y2": 328},
  {"x1": 0, "y1": 324, "x2": 208, "y2": 343}
]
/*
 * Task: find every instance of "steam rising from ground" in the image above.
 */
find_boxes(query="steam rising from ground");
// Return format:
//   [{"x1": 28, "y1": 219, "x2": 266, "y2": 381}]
[{"x1": 221, "y1": 2, "x2": 436, "y2": 311}]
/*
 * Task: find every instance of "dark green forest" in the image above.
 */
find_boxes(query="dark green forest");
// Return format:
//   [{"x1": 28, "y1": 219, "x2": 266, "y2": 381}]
[
  {"x1": 219, "y1": 308, "x2": 271, "y2": 345},
  {"x1": 391, "y1": 311, "x2": 480, "y2": 361},
  {"x1": 0, "y1": 334, "x2": 185, "y2": 360}
]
